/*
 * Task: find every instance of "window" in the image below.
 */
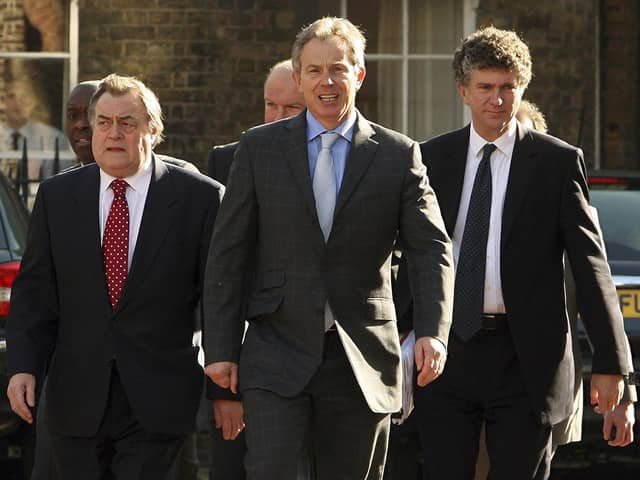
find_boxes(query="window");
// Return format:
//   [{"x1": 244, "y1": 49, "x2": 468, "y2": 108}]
[
  {"x1": 0, "y1": 0, "x2": 78, "y2": 187},
  {"x1": 326, "y1": 0, "x2": 476, "y2": 140}
]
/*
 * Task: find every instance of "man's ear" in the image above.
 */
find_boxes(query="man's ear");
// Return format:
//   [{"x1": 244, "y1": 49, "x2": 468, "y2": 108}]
[
  {"x1": 292, "y1": 70, "x2": 302, "y2": 92},
  {"x1": 456, "y1": 82, "x2": 469, "y2": 105},
  {"x1": 355, "y1": 66, "x2": 366, "y2": 91}
]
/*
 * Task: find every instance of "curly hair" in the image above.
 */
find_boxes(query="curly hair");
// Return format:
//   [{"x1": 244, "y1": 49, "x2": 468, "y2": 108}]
[
  {"x1": 453, "y1": 26, "x2": 532, "y2": 88},
  {"x1": 291, "y1": 17, "x2": 366, "y2": 75}
]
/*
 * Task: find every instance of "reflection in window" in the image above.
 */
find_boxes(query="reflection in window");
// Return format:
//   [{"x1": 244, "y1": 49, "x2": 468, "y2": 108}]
[{"x1": 0, "y1": 0, "x2": 71, "y2": 201}]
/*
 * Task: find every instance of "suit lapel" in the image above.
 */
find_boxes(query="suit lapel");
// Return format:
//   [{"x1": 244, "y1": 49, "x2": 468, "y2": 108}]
[
  {"x1": 71, "y1": 164, "x2": 109, "y2": 302},
  {"x1": 116, "y1": 155, "x2": 176, "y2": 312},
  {"x1": 437, "y1": 127, "x2": 470, "y2": 235},
  {"x1": 334, "y1": 113, "x2": 378, "y2": 218},
  {"x1": 283, "y1": 112, "x2": 318, "y2": 222},
  {"x1": 501, "y1": 124, "x2": 537, "y2": 246}
]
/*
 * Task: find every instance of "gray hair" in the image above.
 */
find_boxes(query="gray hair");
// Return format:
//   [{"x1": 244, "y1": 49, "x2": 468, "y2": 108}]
[
  {"x1": 88, "y1": 73, "x2": 164, "y2": 147},
  {"x1": 291, "y1": 17, "x2": 366, "y2": 74}
]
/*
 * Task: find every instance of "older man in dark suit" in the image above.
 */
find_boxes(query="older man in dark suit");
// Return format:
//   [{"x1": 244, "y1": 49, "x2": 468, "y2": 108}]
[
  {"x1": 411, "y1": 27, "x2": 634, "y2": 480},
  {"x1": 203, "y1": 16, "x2": 454, "y2": 480},
  {"x1": 7, "y1": 73, "x2": 223, "y2": 479}
]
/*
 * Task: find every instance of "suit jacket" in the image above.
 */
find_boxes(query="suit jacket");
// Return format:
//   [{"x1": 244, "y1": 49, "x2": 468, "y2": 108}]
[
  {"x1": 208, "y1": 142, "x2": 238, "y2": 184},
  {"x1": 203, "y1": 111, "x2": 454, "y2": 414},
  {"x1": 7, "y1": 155, "x2": 223, "y2": 436},
  {"x1": 417, "y1": 124, "x2": 632, "y2": 424}
]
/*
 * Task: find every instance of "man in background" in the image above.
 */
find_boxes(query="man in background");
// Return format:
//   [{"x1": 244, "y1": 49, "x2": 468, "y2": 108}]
[
  {"x1": 205, "y1": 58, "x2": 305, "y2": 480},
  {"x1": 1, "y1": 76, "x2": 71, "y2": 181},
  {"x1": 208, "y1": 59, "x2": 304, "y2": 184},
  {"x1": 64, "y1": 81, "x2": 101, "y2": 166}
]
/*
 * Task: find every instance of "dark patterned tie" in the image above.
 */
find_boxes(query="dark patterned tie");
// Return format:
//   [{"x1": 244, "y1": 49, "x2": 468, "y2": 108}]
[
  {"x1": 103, "y1": 179, "x2": 129, "y2": 309},
  {"x1": 452, "y1": 143, "x2": 496, "y2": 341}
]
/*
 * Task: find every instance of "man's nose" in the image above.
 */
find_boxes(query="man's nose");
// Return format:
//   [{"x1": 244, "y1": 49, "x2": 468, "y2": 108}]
[
  {"x1": 77, "y1": 115, "x2": 90, "y2": 128},
  {"x1": 273, "y1": 106, "x2": 286, "y2": 122},
  {"x1": 320, "y1": 71, "x2": 335, "y2": 85},
  {"x1": 107, "y1": 122, "x2": 124, "y2": 138},
  {"x1": 489, "y1": 90, "x2": 504, "y2": 106}
]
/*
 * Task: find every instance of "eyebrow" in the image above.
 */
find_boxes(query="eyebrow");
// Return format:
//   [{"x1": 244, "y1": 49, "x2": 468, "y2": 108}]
[{"x1": 96, "y1": 114, "x2": 136, "y2": 120}]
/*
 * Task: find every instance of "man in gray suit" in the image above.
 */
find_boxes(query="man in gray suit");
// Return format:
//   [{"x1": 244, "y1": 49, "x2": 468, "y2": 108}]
[{"x1": 203, "y1": 16, "x2": 454, "y2": 480}]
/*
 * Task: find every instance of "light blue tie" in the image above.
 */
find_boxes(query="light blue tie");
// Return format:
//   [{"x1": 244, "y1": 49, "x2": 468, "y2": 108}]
[
  {"x1": 313, "y1": 132, "x2": 340, "y2": 330},
  {"x1": 313, "y1": 132, "x2": 340, "y2": 241}
]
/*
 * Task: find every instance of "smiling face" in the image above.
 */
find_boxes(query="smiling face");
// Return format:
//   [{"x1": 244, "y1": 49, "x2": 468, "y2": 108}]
[
  {"x1": 91, "y1": 92, "x2": 152, "y2": 178},
  {"x1": 457, "y1": 68, "x2": 524, "y2": 141},
  {"x1": 293, "y1": 36, "x2": 365, "y2": 130},
  {"x1": 66, "y1": 83, "x2": 98, "y2": 164}
]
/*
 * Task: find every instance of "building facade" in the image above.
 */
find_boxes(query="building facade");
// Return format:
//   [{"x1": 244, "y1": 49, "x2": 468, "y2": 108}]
[{"x1": 1, "y1": 0, "x2": 638, "y2": 171}]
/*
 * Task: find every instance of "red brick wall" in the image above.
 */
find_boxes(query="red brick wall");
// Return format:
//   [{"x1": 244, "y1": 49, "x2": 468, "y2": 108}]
[
  {"x1": 477, "y1": 0, "x2": 598, "y2": 165},
  {"x1": 77, "y1": 0, "x2": 308, "y2": 170}
]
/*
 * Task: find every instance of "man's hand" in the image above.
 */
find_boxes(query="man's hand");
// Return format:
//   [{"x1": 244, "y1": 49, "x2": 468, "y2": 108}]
[
  {"x1": 6, "y1": 373, "x2": 36, "y2": 424},
  {"x1": 415, "y1": 336, "x2": 447, "y2": 387},
  {"x1": 213, "y1": 399, "x2": 245, "y2": 440},
  {"x1": 205, "y1": 362, "x2": 239, "y2": 394},
  {"x1": 590, "y1": 373, "x2": 624, "y2": 414},
  {"x1": 603, "y1": 401, "x2": 635, "y2": 447}
]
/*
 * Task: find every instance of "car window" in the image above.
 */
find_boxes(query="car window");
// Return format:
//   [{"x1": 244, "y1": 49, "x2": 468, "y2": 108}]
[{"x1": 591, "y1": 190, "x2": 640, "y2": 262}]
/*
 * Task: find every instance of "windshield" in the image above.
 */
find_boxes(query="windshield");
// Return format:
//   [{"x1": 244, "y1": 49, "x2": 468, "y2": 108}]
[{"x1": 591, "y1": 190, "x2": 640, "y2": 262}]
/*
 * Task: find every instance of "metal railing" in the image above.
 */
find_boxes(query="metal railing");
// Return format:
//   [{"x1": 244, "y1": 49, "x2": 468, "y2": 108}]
[{"x1": 1, "y1": 139, "x2": 76, "y2": 209}]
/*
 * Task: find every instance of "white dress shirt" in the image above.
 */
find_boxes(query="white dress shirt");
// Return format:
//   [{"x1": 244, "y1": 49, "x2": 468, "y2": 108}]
[
  {"x1": 99, "y1": 155, "x2": 153, "y2": 270},
  {"x1": 452, "y1": 121, "x2": 517, "y2": 314}
]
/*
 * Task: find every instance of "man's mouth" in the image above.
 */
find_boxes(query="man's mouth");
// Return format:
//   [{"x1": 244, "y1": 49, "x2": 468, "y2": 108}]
[
  {"x1": 74, "y1": 138, "x2": 91, "y2": 147},
  {"x1": 319, "y1": 94, "x2": 338, "y2": 102}
]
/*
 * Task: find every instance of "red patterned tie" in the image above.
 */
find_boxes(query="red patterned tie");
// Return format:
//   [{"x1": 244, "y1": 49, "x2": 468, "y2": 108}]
[{"x1": 103, "y1": 179, "x2": 129, "y2": 309}]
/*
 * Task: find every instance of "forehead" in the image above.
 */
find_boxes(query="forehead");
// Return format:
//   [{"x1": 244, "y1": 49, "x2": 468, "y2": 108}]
[
  {"x1": 469, "y1": 68, "x2": 520, "y2": 85},
  {"x1": 68, "y1": 84, "x2": 97, "y2": 108},
  {"x1": 300, "y1": 36, "x2": 351, "y2": 65},
  {"x1": 94, "y1": 91, "x2": 145, "y2": 117},
  {"x1": 264, "y1": 71, "x2": 301, "y2": 100}
]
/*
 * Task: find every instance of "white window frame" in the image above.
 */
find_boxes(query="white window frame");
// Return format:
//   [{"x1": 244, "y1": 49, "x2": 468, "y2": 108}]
[
  {"x1": 0, "y1": 0, "x2": 79, "y2": 119},
  {"x1": 339, "y1": 0, "x2": 478, "y2": 134}
]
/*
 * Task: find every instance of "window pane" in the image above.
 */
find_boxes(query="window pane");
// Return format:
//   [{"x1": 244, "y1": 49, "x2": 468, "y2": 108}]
[
  {"x1": 409, "y1": 0, "x2": 463, "y2": 54},
  {"x1": 409, "y1": 59, "x2": 461, "y2": 141},
  {"x1": 348, "y1": 0, "x2": 402, "y2": 54},
  {"x1": 356, "y1": 61, "x2": 403, "y2": 132},
  {"x1": 0, "y1": 0, "x2": 68, "y2": 52},
  {"x1": 0, "y1": 58, "x2": 73, "y2": 186}
]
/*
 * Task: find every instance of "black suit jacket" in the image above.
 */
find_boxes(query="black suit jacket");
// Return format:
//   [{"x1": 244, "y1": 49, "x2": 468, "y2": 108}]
[
  {"x1": 415, "y1": 124, "x2": 631, "y2": 424},
  {"x1": 7, "y1": 155, "x2": 223, "y2": 436},
  {"x1": 208, "y1": 142, "x2": 238, "y2": 185},
  {"x1": 204, "y1": 111, "x2": 454, "y2": 414}
]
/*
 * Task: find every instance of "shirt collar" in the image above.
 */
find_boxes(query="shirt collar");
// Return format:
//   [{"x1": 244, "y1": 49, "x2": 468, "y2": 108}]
[
  {"x1": 99, "y1": 152, "x2": 153, "y2": 194},
  {"x1": 469, "y1": 119, "x2": 517, "y2": 158},
  {"x1": 306, "y1": 109, "x2": 357, "y2": 143}
]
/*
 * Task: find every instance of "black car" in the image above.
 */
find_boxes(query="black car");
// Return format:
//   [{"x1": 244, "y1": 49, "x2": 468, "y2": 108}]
[
  {"x1": 0, "y1": 171, "x2": 30, "y2": 477},
  {"x1": 588, "y1": 170, "x2": 640, "y2": 369}
]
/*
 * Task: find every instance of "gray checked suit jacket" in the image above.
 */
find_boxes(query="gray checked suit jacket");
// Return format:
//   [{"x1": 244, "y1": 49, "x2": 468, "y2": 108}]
[{"x1": 203, "y1": 110, "x2": 454, "y2": 413}]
